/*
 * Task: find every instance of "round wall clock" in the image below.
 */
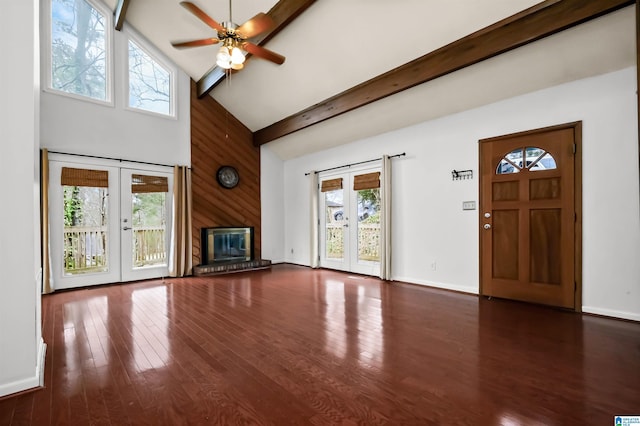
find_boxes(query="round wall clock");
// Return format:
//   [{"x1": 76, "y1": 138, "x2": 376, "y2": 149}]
[{"x1": 216, "y1": 165, "x2": 239, "y2": 189}]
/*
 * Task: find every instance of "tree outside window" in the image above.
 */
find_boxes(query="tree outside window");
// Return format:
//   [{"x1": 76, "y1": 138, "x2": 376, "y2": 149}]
[
  {"x1": 51, "y1": 0, "x2": 108, "y2": 101},
  {"x1": 128, "y1": 39, "x2": 172, "y2": 115}
]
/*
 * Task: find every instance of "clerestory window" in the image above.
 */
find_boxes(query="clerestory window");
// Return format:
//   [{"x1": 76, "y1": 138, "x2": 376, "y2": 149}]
[
  {"x1": 48, "y1": 0, "x2": 112, "y2": 103},
  {"x1": 127, "y1": 35, "x2": 174, "y2": 117}
]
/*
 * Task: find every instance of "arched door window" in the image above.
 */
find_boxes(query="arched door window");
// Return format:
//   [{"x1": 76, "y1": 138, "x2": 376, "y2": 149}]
[{"x1": 496, "y1": 147, "x2": 557, "y2": 174}]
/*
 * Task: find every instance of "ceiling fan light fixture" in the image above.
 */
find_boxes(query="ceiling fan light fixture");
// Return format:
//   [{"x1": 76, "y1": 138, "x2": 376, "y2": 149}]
[
  {"x1": 231, "y1": 47, "x2": 245, "y2": 64},
  {"x1": 216, "y1": 46, "x2": 230, "y2": 61},
  {"x1": 174, "y1": 1, "x2": 284, "y2": 71},
  {"x1": 216, "y1": 59, "x2": 232, "y2": 69}
]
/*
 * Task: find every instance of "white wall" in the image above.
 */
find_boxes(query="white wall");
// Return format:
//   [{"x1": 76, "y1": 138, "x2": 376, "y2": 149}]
[
  {"x1": 265, "y1": 67, "x2": 640, "y2": 321},
  {"x1": 261, "y1": 146, "x2": 285, "y2": 262},
  {"x1": 0, "y1": 0, "x2": 45, "y2": 397},
  {"x1": 40, "y1": 22, "x2": 191, "y2": 166}
]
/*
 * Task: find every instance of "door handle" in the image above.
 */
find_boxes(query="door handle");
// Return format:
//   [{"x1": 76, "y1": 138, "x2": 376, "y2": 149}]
[
  {"x1": 343, "y1": 224, "x2": 349, "y2": 228},
  {"x1": 123, "y1": 226, "x2": 132, "y2": 231},
  {"x1": 483, "y1": 224, "x2": 491, "y2": 230}
]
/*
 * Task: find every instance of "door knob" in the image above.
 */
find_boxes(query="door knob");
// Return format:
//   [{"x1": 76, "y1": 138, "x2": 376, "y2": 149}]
[
  {"x1": 484, "y1": 212, "x2": 491, "y2": 218},
  {"x1": 483, "y1": 224, "x2": 491, "y2": 230}
]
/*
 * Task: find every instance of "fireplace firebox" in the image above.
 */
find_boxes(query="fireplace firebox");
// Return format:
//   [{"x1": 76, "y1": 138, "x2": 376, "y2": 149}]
[{"x1": 201, "y1": 227, "x2": 253, "y2": 264}]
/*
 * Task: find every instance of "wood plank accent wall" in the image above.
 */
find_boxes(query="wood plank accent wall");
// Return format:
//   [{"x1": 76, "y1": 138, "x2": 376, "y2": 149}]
[{"x1": 190, "y1": 80, "x2": 261, "y2": 266}]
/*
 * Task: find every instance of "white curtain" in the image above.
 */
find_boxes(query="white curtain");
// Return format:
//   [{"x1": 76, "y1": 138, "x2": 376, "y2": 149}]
[
  {"x1": 169, "y1": 165, "x2": 193, "y2": 277},
  {"x1": 309, "y1": 171, "x2": 319, "y2": 268},
  {"x1": 380, "y1": 155, "x2": 392, "y2": 280}
]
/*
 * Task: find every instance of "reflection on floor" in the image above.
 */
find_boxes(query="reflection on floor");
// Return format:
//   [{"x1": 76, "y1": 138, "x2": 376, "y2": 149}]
[{"x1": 1, "y1": 264, "x2": 638, "y2": 424}]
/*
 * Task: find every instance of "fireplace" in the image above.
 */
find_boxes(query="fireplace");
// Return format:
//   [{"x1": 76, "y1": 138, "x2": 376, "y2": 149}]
[{"x1": 201, "y1": 227, "x2": 253, "y2": 264}]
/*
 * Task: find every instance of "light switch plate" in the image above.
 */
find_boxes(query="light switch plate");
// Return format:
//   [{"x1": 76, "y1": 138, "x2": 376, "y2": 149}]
[{"x1": 462, "y1": 201, "x2": 476, "y2": 210}]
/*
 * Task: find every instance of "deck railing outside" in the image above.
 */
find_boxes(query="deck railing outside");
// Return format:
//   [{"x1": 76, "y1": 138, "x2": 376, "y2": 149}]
[
  {"x1": 132, "y1": 226, "x2": 167, "y2": 267},
  {"x1": 325, "y1": 223, "x2": 380, "y2": 261},
  {"x1": 64, "y1": 226, "x2": 166, "y2": 274}
]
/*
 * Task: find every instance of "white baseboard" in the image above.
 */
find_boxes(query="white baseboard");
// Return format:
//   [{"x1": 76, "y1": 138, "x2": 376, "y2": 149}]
[
  {"x1": 582, "y1": 306, "x2": 640, "y2": 322},
  {"x1": 392, "y1": 276, "x2": 479, "y2": 295},
  {"x1": 283, "y1": 258, "x2": 311, "y2": 267},
  {"x1": 0, "y1": 338, "x2": 46, "y2": 398},
  {"x1": 269, "y1": 259, "x2": 285, "y2": 264}
]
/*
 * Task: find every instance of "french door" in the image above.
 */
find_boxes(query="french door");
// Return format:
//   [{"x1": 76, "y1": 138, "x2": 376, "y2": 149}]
[
  {"x1": 319, "y1": 168, "x2": 381, "y2": 276},
  {"x1": 49, "y1": 159, "x2": 173, "y2": 290}
]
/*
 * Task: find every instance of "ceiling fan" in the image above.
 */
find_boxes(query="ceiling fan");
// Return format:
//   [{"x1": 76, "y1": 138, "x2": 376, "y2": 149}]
[{"x1": 172, "y1": 1, "x2": 285, "y2": 71}]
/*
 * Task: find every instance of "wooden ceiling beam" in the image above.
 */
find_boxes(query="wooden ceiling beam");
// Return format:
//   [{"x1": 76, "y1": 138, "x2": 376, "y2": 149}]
[
  {"x1": 196, "y1": 0, "x2": 316, "y2": 98},
  {"x1": 254, "y1": 0, "x2": 634, "y2": 146},
  {"x1": 114, "y1": 0, "x2": 130, "y2": 31}
]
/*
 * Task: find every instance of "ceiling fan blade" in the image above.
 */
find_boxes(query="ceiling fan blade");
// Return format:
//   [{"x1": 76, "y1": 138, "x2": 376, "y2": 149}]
[
  {"x1": 180, "y1": 1, "x2": 225, "y2": 33},
  {"x1": 236, "y1": 12, "x2": 274, "y2": 39},
  {"x1": 242, "y1": 42, "x2": 285, "y2": 65},
  {"x1": 172, "y1": 38, "x2": 220, "y2": 49}
]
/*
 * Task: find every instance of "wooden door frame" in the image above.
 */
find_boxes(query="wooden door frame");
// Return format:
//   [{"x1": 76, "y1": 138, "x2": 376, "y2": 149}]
[{"x1": 478, "y1": 121, "x2": 583, "y2": 311}]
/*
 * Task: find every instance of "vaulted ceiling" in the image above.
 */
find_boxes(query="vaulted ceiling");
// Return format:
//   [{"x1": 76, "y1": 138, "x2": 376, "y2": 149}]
[{"x1": 104, "y1": 0, "x2": 636, "y2": 159}]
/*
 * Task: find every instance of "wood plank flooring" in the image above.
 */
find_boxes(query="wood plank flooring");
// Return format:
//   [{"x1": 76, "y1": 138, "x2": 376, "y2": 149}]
[{"x1": 1, "y1": 264, "x2": 638, "y2": 425}]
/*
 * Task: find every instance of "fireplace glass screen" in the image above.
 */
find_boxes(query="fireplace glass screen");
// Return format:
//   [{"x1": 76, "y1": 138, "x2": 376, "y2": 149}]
[{"x1": 202, "y1": 227, "x2": 253, "y2": 264}]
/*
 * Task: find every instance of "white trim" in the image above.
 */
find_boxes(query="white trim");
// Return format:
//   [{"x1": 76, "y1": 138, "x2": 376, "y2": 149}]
[
  {"x1": 0, "y1": 376, "x2": 40, "y2": 398},
  {"x1": 37, "y1": 339, "x2": 47, "y2": 387},
  {"x1": 0, "y1": 338, "x2": 46, "y2": 397},
  {"x1": 392, "y1": 275, "x2": 480, "y2": 295},
  {"x1": 122, "y1": 25, "x2": 177, "y2": 119},
  {"x1": 582, "y1": 306, "x2": 640, "y2": 322},
  {"x1": 42, "y1": 0, "x2": 114, "y2": 105}
]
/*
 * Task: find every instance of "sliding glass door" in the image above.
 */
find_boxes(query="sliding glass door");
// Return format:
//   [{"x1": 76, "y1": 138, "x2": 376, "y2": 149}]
[
  {"x1": 319, "y1": 167, "x2": 381, "y2": 276},
  {"x1": 49, "y1": 159, "x2": 173, "y2": 289}
]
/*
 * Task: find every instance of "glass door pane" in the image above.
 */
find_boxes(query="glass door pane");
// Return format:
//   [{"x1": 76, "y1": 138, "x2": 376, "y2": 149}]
[
  {"x1": 131, "y1": 191, "x2": 167, "y2": 268},
  {"x1": 356, "y1": 188, "x2": 380, "y2": 263},
  {"x1": 319, "y1": 176, "x2": 349, "y2": 271},
  {"x1": 325, "y1": 188, "x2": 345, "y2": 260},
  {"x1": 121, "y1": 169, "x2": 172, "y2": 282},
  {"x1": 62, "y1": 185, "x2": 109, "y2": 275}
]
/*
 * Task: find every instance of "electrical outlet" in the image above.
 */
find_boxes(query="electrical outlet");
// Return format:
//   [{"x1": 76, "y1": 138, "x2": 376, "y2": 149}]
[
  {"x1": 290, "y1": 248, "x2": 294, "y2": 254},
  {"x1": 430, "y1": 261, "x2": 437, "y2": 271}
]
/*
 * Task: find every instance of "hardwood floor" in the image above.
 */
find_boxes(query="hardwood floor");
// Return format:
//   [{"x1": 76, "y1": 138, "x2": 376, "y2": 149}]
[{"x1": 1, "y1": 264, "x2": 638, "y2": 425}]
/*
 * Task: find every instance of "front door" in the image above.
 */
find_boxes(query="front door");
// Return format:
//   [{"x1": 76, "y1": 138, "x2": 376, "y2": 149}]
[{"x1": 479, "y1": 123, "x2": 581, "y2": 309}]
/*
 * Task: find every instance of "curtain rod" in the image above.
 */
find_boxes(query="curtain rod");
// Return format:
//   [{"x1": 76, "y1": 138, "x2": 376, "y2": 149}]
[
  {"x1": 304, "y1": 152, "x2": 406, "y2": 176},
  {"x1": 46, "y1": 150, "x2": 188, "y2": 169}
]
